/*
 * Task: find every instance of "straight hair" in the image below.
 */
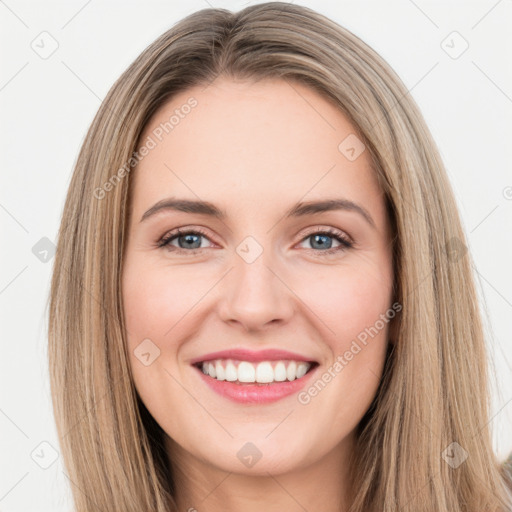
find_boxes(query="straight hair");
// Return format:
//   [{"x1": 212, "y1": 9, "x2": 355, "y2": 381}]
[{"x1": 48, "y1": 2, "x2": 512, "y2": 510}]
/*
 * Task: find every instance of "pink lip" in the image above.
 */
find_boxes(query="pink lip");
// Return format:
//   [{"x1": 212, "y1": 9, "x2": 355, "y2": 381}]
[
  {"x1": 189, "y1": 348, "x2": 316, "y2": 365},
  {"x1": 192, "y1": 363, "x2": 319, "y2": 404}
]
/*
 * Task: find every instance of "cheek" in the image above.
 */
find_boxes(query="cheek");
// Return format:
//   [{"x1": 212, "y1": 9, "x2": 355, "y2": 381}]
[
  {"x1": 122, "y1": 259, "x2": 198, "y2": 422},
  {"x1": 122, "y1": 260, "x2": 204, "y2": 340},
  {"x1": 293, "y1": 260, "x2": 392, "y2": 405},
  {"x1": 295, "y1": 271, "x2": 391, "y2": 432},
  {"x1": 294, "y1": 260, "x2": 393, "y2": 344}
]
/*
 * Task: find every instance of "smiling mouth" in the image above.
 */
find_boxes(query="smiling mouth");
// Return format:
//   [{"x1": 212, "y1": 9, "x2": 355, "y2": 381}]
[{"x1": 193, "y1": 359, "x2": 319, "y2": 385}]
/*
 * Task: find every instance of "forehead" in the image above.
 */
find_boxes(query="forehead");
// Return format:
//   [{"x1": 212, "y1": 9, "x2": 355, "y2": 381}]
[{"x1": 132, "y1": 77, "x2": 383, "y2": 221}]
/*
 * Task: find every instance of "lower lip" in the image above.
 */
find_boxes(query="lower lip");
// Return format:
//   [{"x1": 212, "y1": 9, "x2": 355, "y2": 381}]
[{"x1": 193, "y1": 364, "x2": 319, "y2": 404}]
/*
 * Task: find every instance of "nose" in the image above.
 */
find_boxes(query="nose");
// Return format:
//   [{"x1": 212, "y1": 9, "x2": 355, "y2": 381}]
[{"x1": 217, "y1": 249, "x2": 295, "y2": 332}]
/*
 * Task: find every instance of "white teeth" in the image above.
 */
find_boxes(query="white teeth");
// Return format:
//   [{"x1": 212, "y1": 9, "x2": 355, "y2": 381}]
[
  {"x1": 296, "y1": 362, "x2": 309, "y2": 378},
  {"x1": 286, "y1": 361, "x2": 297, "y2": 381},
  {"x1": 225, "y1": 361, "x2": 238, "y2": 382},
  {"x1": 255, "y1": 362, "x2": 274, "y2": 383},
  {"x1": 200, "y1": 359, "x2": 312, "y2": 383},
  {"x1": 238, "y1": 361, "x2": 256, "y2": 382},
  {"x1": 273, "y1": 362, "x2": 287, "y2": 382},
  {"x1": 215, "y1": 361, "x2": 225, "y2": 381}
]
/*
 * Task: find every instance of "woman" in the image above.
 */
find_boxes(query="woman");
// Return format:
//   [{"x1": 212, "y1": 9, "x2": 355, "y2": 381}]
[{"x1": 48, "y1": 2, "x2": 512, "y2": 511}]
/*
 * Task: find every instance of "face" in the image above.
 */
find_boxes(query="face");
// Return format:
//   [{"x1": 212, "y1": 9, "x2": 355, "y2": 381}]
[{"x1": 122, "y1": 77, "x2": 395, "y2": 477}]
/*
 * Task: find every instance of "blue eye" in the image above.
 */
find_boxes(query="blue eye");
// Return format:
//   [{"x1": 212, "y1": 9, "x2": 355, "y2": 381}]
[
  {"x1": 158, "y1": 227, "x2": 353, "y2": 256},
  {"x1": 300, "y1": 228, "x2": 353, "y2": 254},
  {"x1": 158, "y1": 228, "x2": 210, "y2": 252}
]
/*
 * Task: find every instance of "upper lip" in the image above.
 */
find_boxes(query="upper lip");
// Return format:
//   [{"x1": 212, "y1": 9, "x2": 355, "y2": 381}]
[{"x1": 190, "y1": 348, "x2": 318, "y2": 365}]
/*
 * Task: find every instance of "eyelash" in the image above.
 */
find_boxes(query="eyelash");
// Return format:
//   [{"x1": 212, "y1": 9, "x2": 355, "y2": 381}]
[{"x1": 157, "y1": 226, "x2": 354, "y2": 257}]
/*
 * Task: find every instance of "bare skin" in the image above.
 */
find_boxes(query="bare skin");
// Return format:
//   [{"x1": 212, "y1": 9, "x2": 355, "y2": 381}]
[{"x1": 122, "y1": 77, "x2": 395, "y2": 512}]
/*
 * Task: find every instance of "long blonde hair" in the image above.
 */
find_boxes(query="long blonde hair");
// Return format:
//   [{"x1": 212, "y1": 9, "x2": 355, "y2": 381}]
[{"x1": 48, "y1": 2, "x2": 512, "y2": 510}]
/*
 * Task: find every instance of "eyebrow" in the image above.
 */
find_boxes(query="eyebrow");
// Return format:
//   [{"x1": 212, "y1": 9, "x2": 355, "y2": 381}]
[{"x1": 140, "y1": 197, "x2": 376, "y2": 229}]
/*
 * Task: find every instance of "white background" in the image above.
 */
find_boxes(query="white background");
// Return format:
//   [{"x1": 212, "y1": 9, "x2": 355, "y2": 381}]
[{"x1": 1, "y1": 1, "x2": 511, "y2": 510}]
